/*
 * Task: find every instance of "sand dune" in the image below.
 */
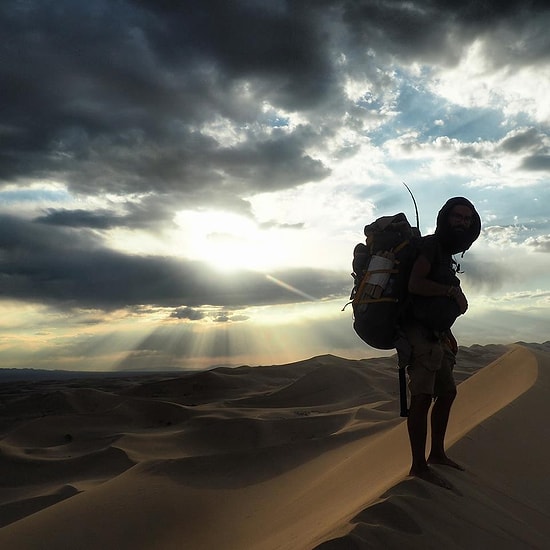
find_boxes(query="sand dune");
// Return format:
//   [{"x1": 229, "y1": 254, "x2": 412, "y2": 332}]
[{"x1": 0, "y1": 342, "x2": 548, "y2": 549}]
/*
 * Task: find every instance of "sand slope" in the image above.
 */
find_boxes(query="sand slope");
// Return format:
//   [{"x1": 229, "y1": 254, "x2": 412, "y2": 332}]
[
  {"x1": 315, "y1": 343, "x2": 550, "y2": 549},
  {"x1": 0, "y1": 343, "x2": 548, "y2": 549}
]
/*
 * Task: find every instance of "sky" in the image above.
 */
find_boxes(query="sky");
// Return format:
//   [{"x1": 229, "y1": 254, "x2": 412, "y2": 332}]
[{"x1": 1, "y1": 0, "x2": 549, "y2": 372}]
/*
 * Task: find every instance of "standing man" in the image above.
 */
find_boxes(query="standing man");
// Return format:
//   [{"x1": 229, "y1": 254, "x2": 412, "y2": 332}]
[{"x1": 404, "y1": 197, "x2": 481, "y2": 487}]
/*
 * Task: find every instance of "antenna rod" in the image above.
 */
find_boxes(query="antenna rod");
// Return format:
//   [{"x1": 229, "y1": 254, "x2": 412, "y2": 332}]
[{"x1": 402, "y1": 182, "x2": 419, "y2": 229}]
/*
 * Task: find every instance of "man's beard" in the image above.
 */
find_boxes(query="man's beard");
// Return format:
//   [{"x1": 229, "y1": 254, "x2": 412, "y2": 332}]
[{"x1": 436, "y1": 224, "x2": 474, "y2": 254}]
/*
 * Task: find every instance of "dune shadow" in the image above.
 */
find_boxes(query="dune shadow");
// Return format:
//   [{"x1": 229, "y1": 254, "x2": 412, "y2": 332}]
[{"x1": 0, "y1": 485, "x2": 80, "y2": 528}]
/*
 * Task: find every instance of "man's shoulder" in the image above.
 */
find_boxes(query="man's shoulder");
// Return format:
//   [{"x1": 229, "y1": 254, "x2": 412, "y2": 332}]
[
  {"x1": 420, "y1": 234, "x2": 437, "y2": 245},
  {"x1": 418, "y1": 234, "x2": 439, "y2": 255}
]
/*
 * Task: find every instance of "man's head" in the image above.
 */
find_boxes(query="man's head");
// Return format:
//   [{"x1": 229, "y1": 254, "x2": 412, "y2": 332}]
[{"x1": 435, "y1": 197, "x2": 481, "y2": 254}]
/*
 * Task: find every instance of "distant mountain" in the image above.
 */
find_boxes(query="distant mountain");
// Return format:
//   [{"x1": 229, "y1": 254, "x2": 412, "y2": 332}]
[{"x1": 1, "y1": 341, "x2": 547, "y2": 383}]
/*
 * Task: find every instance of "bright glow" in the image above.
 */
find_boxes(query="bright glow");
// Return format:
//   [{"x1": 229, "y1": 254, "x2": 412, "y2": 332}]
[{"x1": 174, "y1": 210, "x2": 283, "y2": 272}]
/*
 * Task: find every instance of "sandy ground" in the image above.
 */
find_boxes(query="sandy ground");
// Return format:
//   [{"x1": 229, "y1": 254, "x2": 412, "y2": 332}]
[{"x1": 0, "y1": 341, "x2": 548, "y2": 549}]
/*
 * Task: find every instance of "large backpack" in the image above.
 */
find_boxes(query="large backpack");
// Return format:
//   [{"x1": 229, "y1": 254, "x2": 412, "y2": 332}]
[{"x1": 347, "y1": 212, "x2": 420, "y2": 350}]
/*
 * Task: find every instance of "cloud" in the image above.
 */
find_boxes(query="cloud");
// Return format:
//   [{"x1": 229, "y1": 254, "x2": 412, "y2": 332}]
[
  {"x1": 0, "y1": 214, "x2": 349, "y2": 311},
  {"x1": 34, "y1": 209, "x2": 128, "y2": 229},
  {"x1": 459, "y1": 254, "x2": 513, "y2": 293},
  {"x1": 524, "y1": 235, "x2": 550, "y2": 252},
  {"x1": 170, "y1": 307, "x2": 205, "y2": 321},
  {"x1": 500, "y1": 128, "x2": 544, "y2": 153},
  {"x1": 521, "y1": 155, "x2": 550, "y2": 171},
  {"x1": 481, "y1": 224, "x2": 531, "y2": 248},
  {"x1": 342, "y1": 1, "x2": 550, "y2": 67}
]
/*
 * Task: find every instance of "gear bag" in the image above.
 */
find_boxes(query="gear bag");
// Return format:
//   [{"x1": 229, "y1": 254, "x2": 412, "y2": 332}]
[{"x1": 346, "y1": 213, "x2": 420, "y2": 350}]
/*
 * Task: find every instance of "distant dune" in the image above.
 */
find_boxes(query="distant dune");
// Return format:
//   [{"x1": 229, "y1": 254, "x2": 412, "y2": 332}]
[{"x1": 1, "y1": 342, "x2": 549, "y2": 549}]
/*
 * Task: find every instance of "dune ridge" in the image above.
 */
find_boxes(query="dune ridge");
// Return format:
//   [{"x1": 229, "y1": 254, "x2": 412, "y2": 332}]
[{"x1": 0, "y1": 342, "x2": 548, "y2": 549}]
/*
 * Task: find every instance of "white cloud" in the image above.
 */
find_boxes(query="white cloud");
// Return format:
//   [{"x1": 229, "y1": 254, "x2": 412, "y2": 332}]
[
  {"x1": 525, "y1": 234, "x2": 550, "y2": 252},
  {"x1": 481, "y1": 225, "x2": 526, "y2": 248},
  {"x1": 431, "y1": 39, "x2": 550, "y2": 124}
]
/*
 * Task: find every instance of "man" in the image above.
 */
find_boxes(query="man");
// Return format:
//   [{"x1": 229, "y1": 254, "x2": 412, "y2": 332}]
[{"x1": 404, "y1": 197, "x2": 481, "y2": 487}]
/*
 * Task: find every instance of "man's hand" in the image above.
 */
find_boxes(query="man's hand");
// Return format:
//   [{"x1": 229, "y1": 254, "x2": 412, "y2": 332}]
[
  {"x1": 444, "y1": 330, "x2": 458, "y2": 355},
  {"x1": 453, "y1": 288, "x2": 468, "y2": 314}
]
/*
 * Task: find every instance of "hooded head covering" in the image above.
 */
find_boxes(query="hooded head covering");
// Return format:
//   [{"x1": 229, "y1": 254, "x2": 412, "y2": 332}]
[{"x1": 435, "y1": 196, "x2": 481, "y2": 255}]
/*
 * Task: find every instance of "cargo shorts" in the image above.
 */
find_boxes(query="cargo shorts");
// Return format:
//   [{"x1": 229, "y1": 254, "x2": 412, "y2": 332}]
[{"x1": 403, "y1": 322, "x2": 456, "y2": 397}]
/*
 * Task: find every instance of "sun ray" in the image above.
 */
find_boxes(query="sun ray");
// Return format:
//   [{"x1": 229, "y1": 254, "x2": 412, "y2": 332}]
[{"x1": 264, "y1": 274, "x2": 318, "y2": 301}]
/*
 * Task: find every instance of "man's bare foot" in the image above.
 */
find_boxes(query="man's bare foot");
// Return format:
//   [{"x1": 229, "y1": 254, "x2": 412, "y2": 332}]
[
  {"x1": 409, "y1": 465, "x2": 453, "y2": 489},
  {"x1": 427, "y1": 454, "x2": 465, "y2": 471}
]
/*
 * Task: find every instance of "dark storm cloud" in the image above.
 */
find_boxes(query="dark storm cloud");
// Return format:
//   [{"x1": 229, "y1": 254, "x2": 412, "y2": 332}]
[
  {"x1": 0, "y1": 215, "x2": 348, "y2": 310},
  {"x1": 34, "y1": 209, "x2": 128, "y2": 229},
  {"x1": 341, "y1": 0, "x2": 550, "y2": 67},
  {"x1": 521, "y1": 155, "x2": 550, "y2": 172},
  {"x1": 0, "y1": 0, "x2": 333, "y2": 199},
  {"x1": 500, "y1": 128, "x2": 543, "y2": 153},
  {"x1": 2, "y1": 0, "x2": 548, "y2": 202},
  {"x1": 498, "y1": 128, "x2": 550, "y2": 173},
  {"x1": 170, "y1": 307, "x2": 205, "y2": 321},
  {"x1": 141, "y1": 0, "x2": 336, "y2": 108},
  {"x1": 33, "y1": 190, "x2": 257, "y2": 230}
]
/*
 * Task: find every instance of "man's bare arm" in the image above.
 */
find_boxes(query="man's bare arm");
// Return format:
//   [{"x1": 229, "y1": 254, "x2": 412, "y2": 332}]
[{"x1": 408, "y1": 255, "x2": 468, "y2": 314}]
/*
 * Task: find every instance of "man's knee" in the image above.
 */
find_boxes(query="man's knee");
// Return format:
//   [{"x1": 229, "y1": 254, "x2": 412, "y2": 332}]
[
  {"x1": 410, "y1": 393, "x2": 432, "y2": 411},
  {"x1": 435, "y1": 389, "x2": 457, "y2": 403}
]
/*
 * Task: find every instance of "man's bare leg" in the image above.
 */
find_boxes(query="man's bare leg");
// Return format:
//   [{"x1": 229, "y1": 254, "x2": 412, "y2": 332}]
[
  {"x1": 407, "y1": 393, "x2": 431, "y2": 474},
  {"x1": 407, "y1": 394, "x2": 452, "y2": 488},
  {"x1": 427, "y1": 390, "x2": 465, "y2": 471}
]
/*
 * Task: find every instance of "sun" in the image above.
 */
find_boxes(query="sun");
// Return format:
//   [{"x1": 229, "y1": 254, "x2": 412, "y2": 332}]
[{"x1": 174, "y1": 210, "x2": 280, "y2": 272}]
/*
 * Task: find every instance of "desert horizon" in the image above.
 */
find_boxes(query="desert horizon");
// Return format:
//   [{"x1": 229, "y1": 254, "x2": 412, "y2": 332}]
[{"x1": 1, "y1": 340, "x2": 549, "y2": 549}]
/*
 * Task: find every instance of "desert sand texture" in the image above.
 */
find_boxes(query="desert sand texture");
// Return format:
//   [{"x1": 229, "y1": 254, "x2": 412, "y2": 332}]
[{"x1": 0, "y1": 341, "x2": 549, "y2": 550}]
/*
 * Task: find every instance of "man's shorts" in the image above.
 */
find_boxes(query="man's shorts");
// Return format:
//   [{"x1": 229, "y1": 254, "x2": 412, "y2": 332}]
[{"x1": 403, "y1": 323, "x2": 456, "y2": 397}]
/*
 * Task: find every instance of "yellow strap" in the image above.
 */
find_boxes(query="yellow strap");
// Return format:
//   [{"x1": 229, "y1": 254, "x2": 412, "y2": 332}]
[{"x1": 393, "y1": 239, "x2": 409, "y2": 253}]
